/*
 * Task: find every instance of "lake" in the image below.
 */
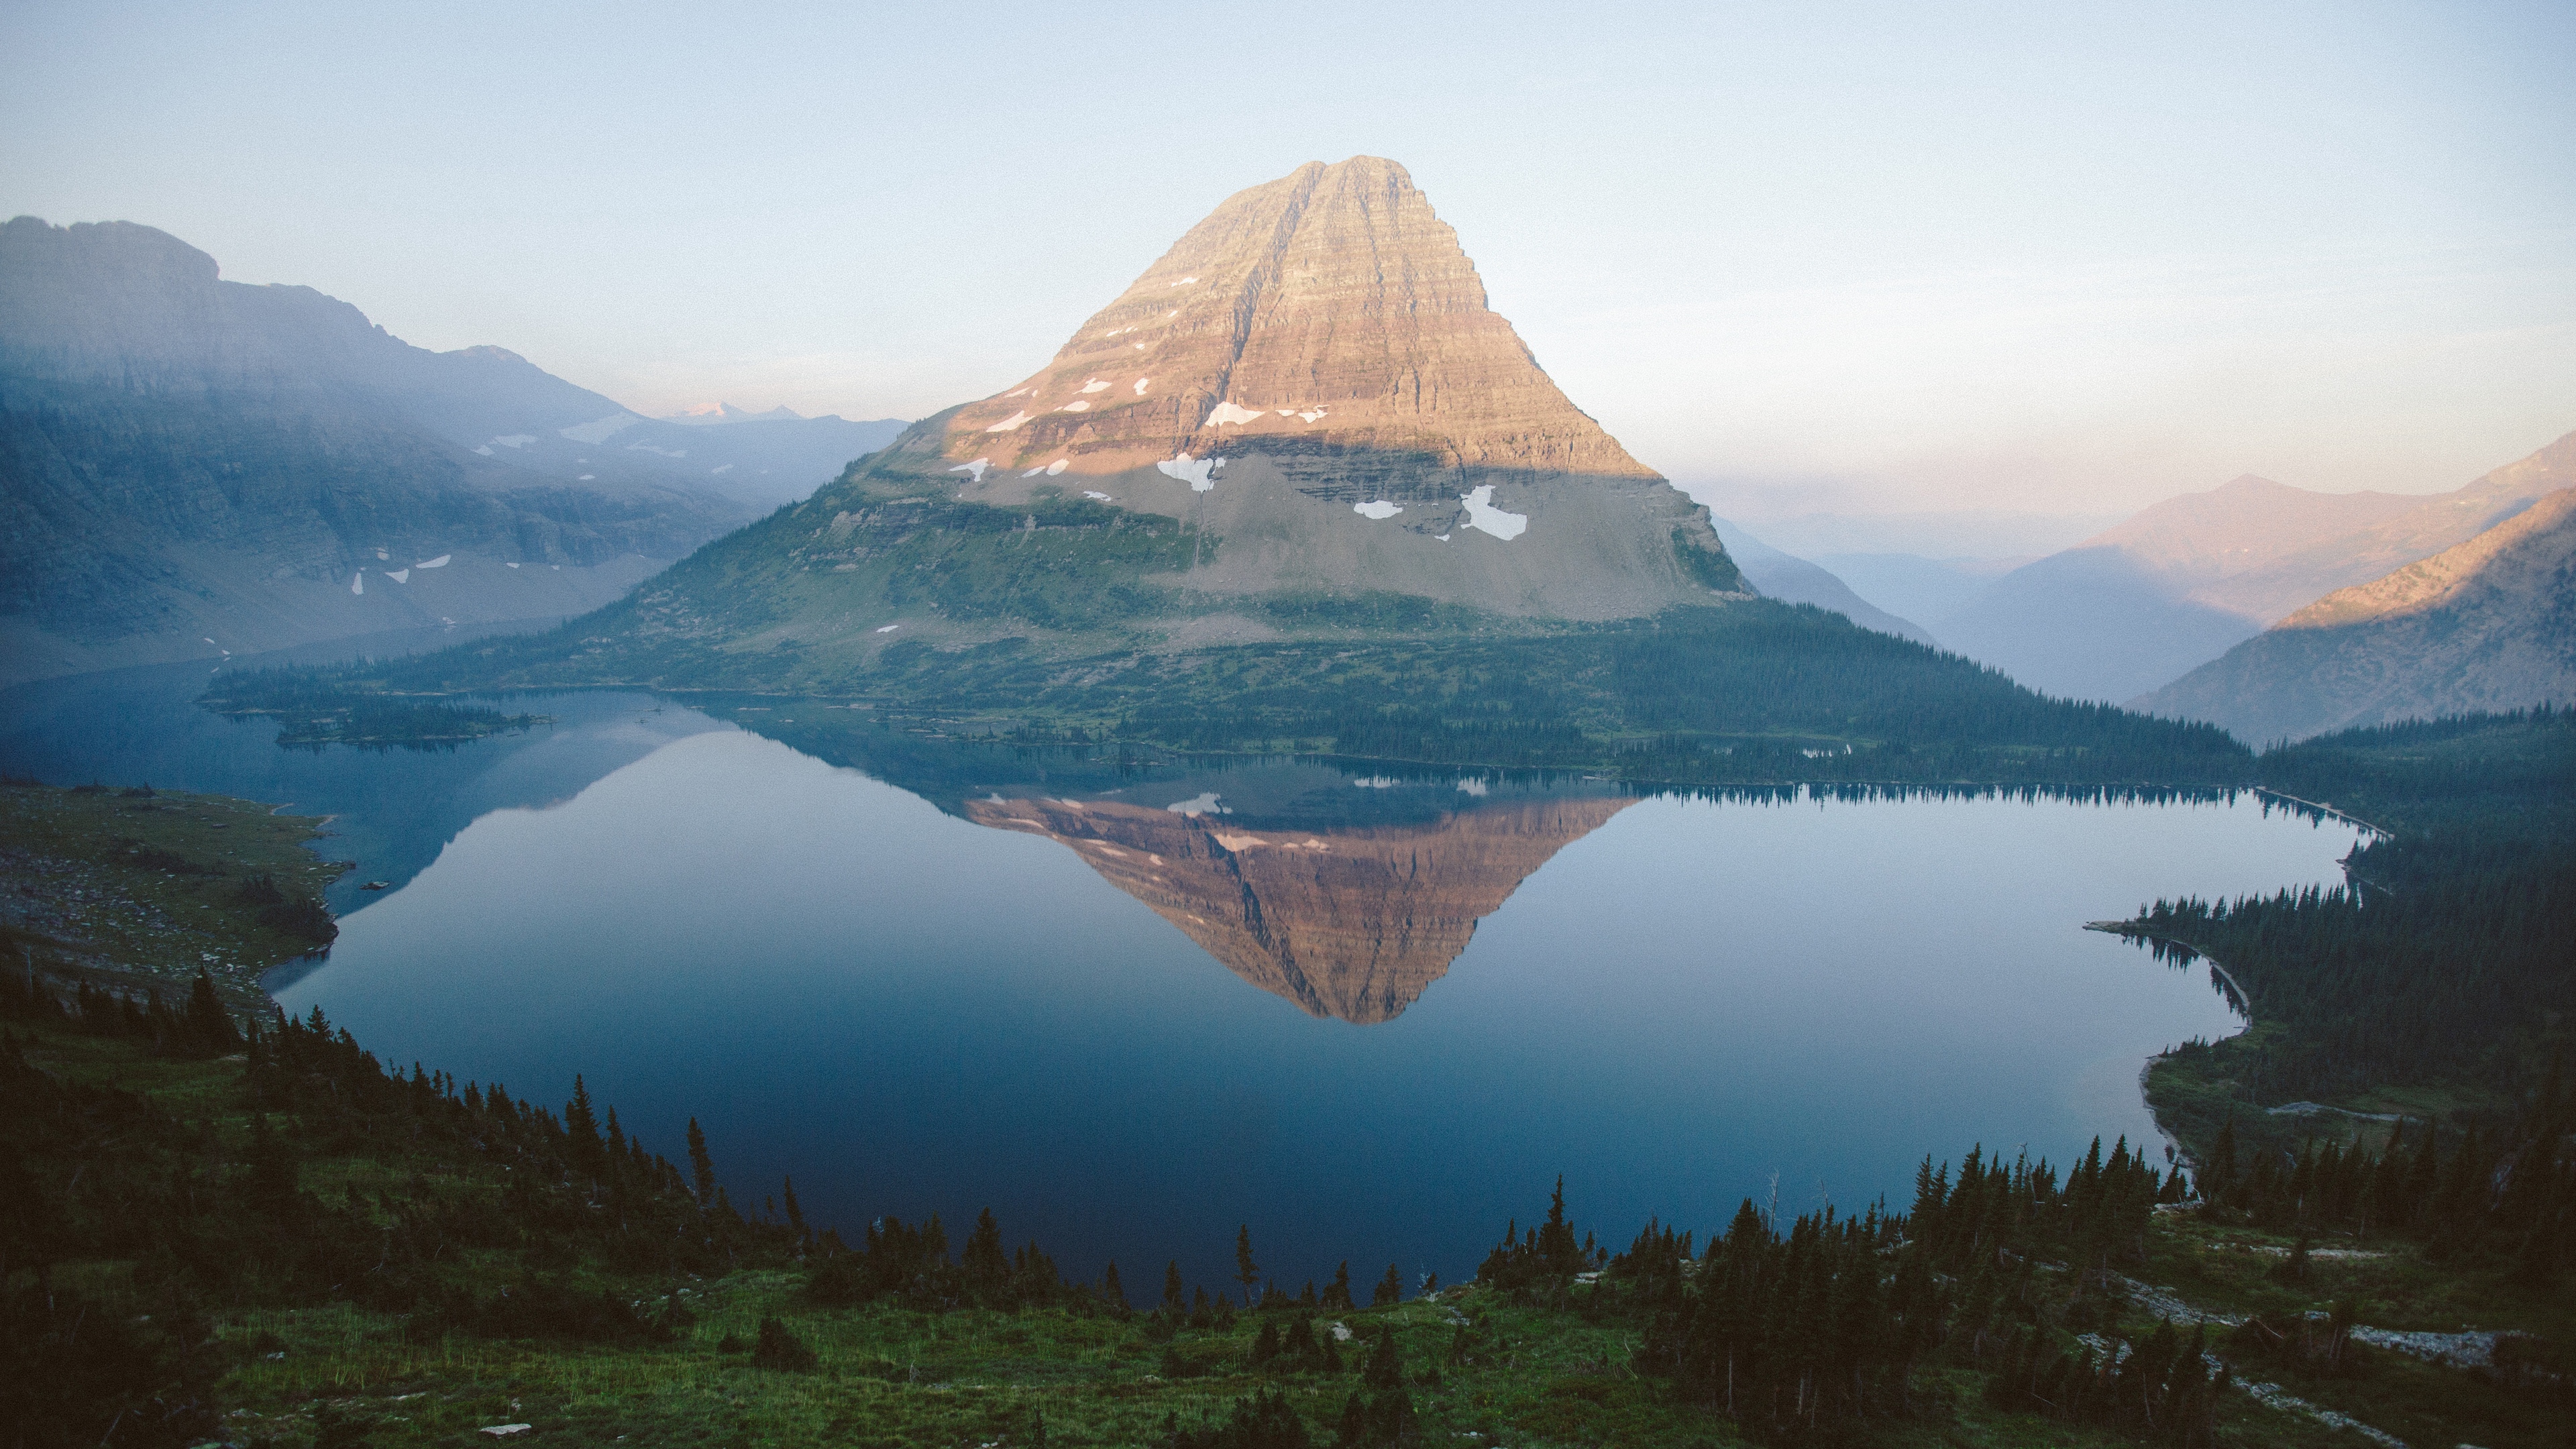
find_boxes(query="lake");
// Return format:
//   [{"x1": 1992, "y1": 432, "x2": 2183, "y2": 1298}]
[{"x1": 0, "y1": 641, "x2": 2364, "y2": 1300}]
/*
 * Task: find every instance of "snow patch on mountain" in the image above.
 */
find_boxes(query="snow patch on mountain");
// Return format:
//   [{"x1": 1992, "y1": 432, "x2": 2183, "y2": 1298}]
[
  {"x1": 1157, "y1": 453, "x2": 1223, "y2": 490},
  {"x1": 1460, "y1": 486, "x2": 1527, "y2": 541}
]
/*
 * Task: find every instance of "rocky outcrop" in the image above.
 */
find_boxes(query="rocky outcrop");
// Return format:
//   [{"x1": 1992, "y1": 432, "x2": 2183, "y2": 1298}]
[
  {"x1": 2135, "y1": 488, "x2": 2576, "y2": 741},
  {"x1": 964, "y1": 792, "x2": 1634, "y2": 1022}
]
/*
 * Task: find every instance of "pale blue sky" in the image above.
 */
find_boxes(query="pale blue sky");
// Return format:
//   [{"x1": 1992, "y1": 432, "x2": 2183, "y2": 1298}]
[{"x1": 5, "y1": 1, "x2": 2571, "y2": 541}]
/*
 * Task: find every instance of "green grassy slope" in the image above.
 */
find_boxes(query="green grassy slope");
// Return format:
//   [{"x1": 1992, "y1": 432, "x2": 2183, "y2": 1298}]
[{"x1": 0, "y1": 780, "x2": 343, "y2": 1012}]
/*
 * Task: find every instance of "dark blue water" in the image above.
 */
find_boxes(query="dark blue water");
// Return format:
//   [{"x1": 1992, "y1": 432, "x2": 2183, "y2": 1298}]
[{"x1": 0, "y1": 649, "x2": 2362, "y2": 1301}]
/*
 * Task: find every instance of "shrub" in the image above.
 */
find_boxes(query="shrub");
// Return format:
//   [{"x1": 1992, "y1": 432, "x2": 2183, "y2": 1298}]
[{"x1": 752, "y1": 1316, "x2": 817, "y2": 1371}]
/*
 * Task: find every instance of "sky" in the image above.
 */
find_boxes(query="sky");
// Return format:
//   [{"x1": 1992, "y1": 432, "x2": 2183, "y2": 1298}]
[{"x1": 5, "y1": 0, "x2": 2571, "y2": 552}]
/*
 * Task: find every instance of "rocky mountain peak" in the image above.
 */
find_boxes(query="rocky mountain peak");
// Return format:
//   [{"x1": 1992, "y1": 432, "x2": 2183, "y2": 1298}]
[
  {"x1": 820, "y1": 157, "x2": 1741, "y2": 633},
  {"x1": 935, "y1": 156, "x2": 1652, "y2": 483}
]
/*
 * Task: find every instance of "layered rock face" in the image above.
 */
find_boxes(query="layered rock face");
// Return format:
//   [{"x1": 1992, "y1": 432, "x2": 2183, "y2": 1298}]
[
  {"x1": 2139, "y1": 487, "x2": 2576, "y2": 741},
  {"x1": 798, "y1": 156, "x2": 1741, "y2": 643},
  {"x1": 965, "y1": 792, "x2": 1634, "y2": 1022},
  {"x1": 941, "y1": 156, "x2": 1654, "y2": 484}
]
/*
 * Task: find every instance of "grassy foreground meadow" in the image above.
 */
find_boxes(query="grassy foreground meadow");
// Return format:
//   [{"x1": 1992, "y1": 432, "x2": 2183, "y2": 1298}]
[{"x1": 4, "y1": 764, "x2": 2567, "y2": 1448}]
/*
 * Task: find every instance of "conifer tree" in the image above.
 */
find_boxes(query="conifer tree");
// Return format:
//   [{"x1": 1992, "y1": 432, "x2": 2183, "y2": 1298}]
[
  {"x1": 1362, "y1": 1325, "x2": 1403, "y2": 1389},
  {"x1": 1324, "y1": 1260, "x2": 1354, "y2": 1311},
  {"x1": 182, "y1": 970, "x2": 237, "y2": 1053},
  {"x1": 1163, "y1": 1259, "x2": 1187, "y2": 1315},
  {"x1": 1373, "y1": 1263, "x2": 1402, "y2": 1306},
  {"x1": 1538, "y1": 1175, "x2": 1582, "y2": 1276},
  {"x1": 686, "y1": 1117, "x2": 716, "y2": 1205},
  {"x1": 963, "y1": 1208, "x2": 1010, "y2": 1299},
  {"x1": 782, "y1": 1175, "x2": 808, "y2": 1242},
  {"x1": 563, "y1": 1077, "x2": 606, "y2": 1180},
  {"x1": 1235, "y1": 1224, "x2": 1260, "y2": 1305},
  {"x1": 2205, "y1": 1118, "x2": 2238, "y2": 1210},
  {"x1": 1102, "y1": 1260, "x2": 1126, "y2": 1309}
]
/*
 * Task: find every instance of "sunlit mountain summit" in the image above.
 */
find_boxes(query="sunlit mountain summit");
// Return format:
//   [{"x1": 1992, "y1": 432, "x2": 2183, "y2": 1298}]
[{"x1": 590, "y1": 156, "x2": 1748, "y2": 679}]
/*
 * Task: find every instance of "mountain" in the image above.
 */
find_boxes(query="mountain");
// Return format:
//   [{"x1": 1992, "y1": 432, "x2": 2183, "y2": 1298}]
[
  {"x1": 1810, "y1": 552, "x2": 2024, "y2": 631},
  {"x1": 2198, "y1": 438, "x2": 2575, "y2": 622},
  {"x1": 1931, "y1": 438, "x2": 2575, "y2": 700},
  {"x1": 499, "y1": 408, "x2": 910, "y2": 508},
  {"x1": 2135, "y1": 487, "x2": 2576, "y2": 741},
  {"x1": 965, "y1": 790, "x2": 1631, "y2": 1023},
  {"x1": 667, "y1": 402, "x2": 805, "y2": 425},
  {"x1": 0, "y1": 217, "x2": 898, "y2": 684},
  {"x1": 296, "y1": 159, "x2": 2248, "y2": 790},
  {"x1": 1924, "y1": 545, "x2": 2275, "y2": 704},
  {"x1": 1708, "y1": 519, "x2": 1935, "y2": 645},
  {"x1": 580, "y1": 156, "x2": 1746, "y2": 679}
]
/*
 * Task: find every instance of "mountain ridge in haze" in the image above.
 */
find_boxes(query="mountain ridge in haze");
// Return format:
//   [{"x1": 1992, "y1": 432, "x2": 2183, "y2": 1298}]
[
  {"x1": 0, "y1": 217, "x2": 900, "y2": 684},
  {"x1": 1708, "y1": 519, "x2": 1935, "y2": 645},
  {"x1": 1924, "y1": 433, "x2": 2575, "y2": 700},
  {"x1": 2135, "y1": 486, "x2": 2576, "y2": 740}
]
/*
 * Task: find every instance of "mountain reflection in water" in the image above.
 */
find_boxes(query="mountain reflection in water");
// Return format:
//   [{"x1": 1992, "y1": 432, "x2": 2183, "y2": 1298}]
[
  {"x1": 964, "y1": 792, "x2": 1635, "y2": 1022},
  {"x1": 2, "y1": 672, "x2": 2371, "y2": 1295}
]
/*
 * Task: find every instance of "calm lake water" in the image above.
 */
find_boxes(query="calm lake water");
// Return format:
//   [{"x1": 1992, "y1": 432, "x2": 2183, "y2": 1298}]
[{"x1": 1, "y1": 640, "x2": 2365, "y2": 1298}]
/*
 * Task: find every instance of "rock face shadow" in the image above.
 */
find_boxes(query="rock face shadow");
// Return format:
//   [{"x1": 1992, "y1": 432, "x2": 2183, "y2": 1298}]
[{"x1": 963, "y1": 791, "x2": 1635, "y2": 1022}]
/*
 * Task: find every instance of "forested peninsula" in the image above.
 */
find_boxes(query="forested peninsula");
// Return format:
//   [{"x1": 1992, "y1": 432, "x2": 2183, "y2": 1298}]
[{"x1": 4, "y1": 708, "x2": 2569, "y2": 1448}]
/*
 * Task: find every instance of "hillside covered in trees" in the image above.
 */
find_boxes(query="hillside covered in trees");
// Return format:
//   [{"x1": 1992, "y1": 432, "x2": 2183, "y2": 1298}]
[
  {"x1": 208, "y1": 600, "x2": 2258, "y2": 788},
  {"x1": 2116, "y1": 706, "x2": 2576, "y2": 1161}
]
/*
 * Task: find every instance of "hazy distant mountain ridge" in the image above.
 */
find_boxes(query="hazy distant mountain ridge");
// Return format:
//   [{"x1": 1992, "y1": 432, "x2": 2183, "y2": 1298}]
[
  {"x1": 2202, "y1": 435, "x2": 2575, "y2": 624},
  {"x1": 2136, "y1": 487, "x2": 2576, "y2": 741},
  {"x1": 1709, "y1": 519, "x2": 1935, "y2": 645},
  {"x1": 1, "y1": 219, "x2": 629, "y2": 440},
  {"x1": 2083, "y1": 475, "x2": 2422, "y2": 581},
  {"x1": 1924, "y1": 435, "x2": 2576, "y2": 700},
  {"x1": 665, "y1": 402, "x2": 810, "y2": 425},
  {"x1": 0, "y1": 217, "x2": 900, "y2": 684}
]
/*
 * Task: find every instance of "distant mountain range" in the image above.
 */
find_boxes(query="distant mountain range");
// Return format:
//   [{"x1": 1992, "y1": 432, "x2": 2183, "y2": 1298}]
[
  {"x1": 1807, "y1": 552, "x2": 2026, "y2": 636},
  {"x1": 0, "y1": 217, "x2": 902, "y2": 684},
  {"x1": 1830, "y1": 433, "x2": 2574, "y2": 702},
  {"x1": 2136, "y1": 486, "x2": 2576, "y2": 741},
  {"x1": 664, "y1": 402, "x2": 811, "y2": 427},
  {"x1": 1708, "y1": 520, "x2": 1934, "y2": 645},
  {"x1": 455, "y1": 406, "x2": 904, "y2": 511}
]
